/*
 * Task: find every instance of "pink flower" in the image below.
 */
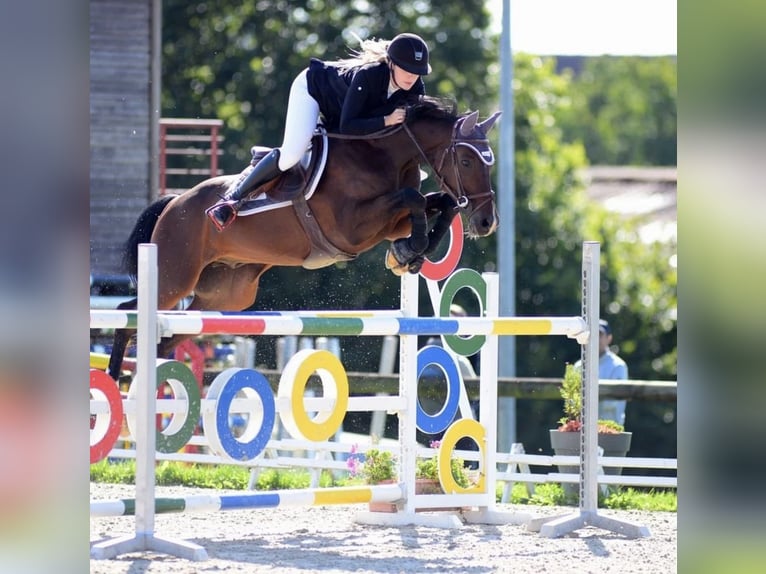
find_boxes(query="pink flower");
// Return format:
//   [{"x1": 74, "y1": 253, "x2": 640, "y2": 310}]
[{"x1": 346, "y1": 444, "x2": 361, "y2": 476}]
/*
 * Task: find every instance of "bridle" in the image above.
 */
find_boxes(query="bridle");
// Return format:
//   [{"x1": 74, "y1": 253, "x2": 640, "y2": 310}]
[{"x1": 402, "y1": 116, "x2": 496, "y2": 218}]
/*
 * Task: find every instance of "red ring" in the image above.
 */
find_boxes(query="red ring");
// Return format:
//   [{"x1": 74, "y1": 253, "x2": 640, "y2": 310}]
[
  {"x1": 420, "y1": 217, "x2": 464, "y2": 281},
  {"x1": 90, "y1": 369, "x2": 124, "y2": 464}
]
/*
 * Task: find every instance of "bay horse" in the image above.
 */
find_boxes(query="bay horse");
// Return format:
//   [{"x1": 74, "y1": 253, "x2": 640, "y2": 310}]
[{"x1": 107, "y1": 97, "x2": 501, "y2": 380}]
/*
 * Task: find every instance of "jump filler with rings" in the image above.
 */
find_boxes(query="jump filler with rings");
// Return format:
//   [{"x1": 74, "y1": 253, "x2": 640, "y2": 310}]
[{"x1": 90, "y1": 235, "x2": 650, "y2": 562}]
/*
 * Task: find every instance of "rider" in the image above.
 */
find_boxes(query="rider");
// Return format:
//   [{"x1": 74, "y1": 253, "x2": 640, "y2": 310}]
[{"x1": 207, "y1": 33, "x2": 432, "y2": 231}]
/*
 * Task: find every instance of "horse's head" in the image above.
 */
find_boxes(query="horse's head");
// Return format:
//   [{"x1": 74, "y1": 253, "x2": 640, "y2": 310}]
[
  {"x1": 404, "y1": 100, "x2": 501, "y2": 238},
  {"x1": 446, "y1": 110, "x2": 501, "y2": 237}
]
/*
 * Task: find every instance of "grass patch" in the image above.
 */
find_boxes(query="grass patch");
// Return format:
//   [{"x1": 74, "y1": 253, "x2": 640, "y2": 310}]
[{"x1": 91, "y1": 459, "x2": 676, "y2": 512}]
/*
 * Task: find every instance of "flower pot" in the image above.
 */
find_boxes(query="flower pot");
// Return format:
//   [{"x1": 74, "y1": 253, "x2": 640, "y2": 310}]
[
  {"x1": 368, "y1": 478, "x2": 398, "y2": 513},
  {"x1": 414, "y1": 478, "x2": 443, "y2": 495},
  {"x1": 549, "y1": 429, "x2": 632, "y2": 497},
  {"x1": 367, "y1": 478, "x2": 449, "y2": 512}
]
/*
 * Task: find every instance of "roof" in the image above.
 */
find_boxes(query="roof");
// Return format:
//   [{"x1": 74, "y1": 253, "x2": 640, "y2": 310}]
[{"x1": 582, "y1": 166, "x2": 677, "y2": 244}]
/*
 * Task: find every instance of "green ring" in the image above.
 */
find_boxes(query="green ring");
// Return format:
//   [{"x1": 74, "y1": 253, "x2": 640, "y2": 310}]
[
  {"x1": 439, "y1": 268, "x2": 487, "y2": 356},
  {"x1": 154, "y1": 361, "x2": 201, "y2": 453}
]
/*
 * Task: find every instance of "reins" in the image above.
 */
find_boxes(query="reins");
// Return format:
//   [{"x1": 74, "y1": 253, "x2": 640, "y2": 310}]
[
  {"x1": 402, "y1": 121, "x2": 495, "y2": 218},
  {"x1": 325, "y1": 116, "x2": 495, "y2": 220}
]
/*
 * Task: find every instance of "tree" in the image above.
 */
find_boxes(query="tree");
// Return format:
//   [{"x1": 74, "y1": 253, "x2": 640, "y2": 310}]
[
  {"x1": 508, "y1": 54, "x2": 590, "y2": 378},
  {"x1": 161, "y1": 0, "x2": 498, "y2": 171},
  {"x1": 159, "y1": 7, "x2": 677, "y2": 385},
  {"x1": 557, "y1": 56, "x2": 677, "y2": 166}
]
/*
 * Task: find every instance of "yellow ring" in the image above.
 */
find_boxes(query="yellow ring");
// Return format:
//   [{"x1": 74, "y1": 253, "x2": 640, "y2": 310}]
[
  {"x1": 438, "y1": 419, "x2": 486, "y2": 494},
  {"x1": 279, "y1": 349, "x2": 349, "y2": 442}
]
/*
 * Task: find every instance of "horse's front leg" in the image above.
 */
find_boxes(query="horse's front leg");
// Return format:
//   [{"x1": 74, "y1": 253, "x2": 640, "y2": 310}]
[
  {"x1": 385, "y1": 187, "x2": 429, "y2": 275},
  {"x1": 423, "y1": 192, "x2": 458, "y2": 256}
]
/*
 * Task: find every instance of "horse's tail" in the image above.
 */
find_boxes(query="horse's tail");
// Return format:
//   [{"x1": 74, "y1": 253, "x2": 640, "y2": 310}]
[{"x1": 121, "y1": 194, "x2": 178, "y2": 282}]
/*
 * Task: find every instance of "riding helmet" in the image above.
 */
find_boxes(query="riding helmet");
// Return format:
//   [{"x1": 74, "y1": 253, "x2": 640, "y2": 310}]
[{"x1": 387, "y1": 33, "x2": 431, "y2": 75}]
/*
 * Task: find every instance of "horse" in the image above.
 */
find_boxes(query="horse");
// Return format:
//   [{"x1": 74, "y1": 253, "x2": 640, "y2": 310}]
[{"x1": 106, "y1": 96, "x2": 501, "y2": 380}]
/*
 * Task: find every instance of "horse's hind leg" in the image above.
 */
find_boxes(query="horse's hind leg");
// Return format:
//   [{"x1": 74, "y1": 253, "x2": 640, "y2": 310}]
[
  {"x1": 107, "y1": 297, "x2": 138, "y2": 381},
  {"x1": 155, "y1": 263, "x2": 272, "y2": 359}
]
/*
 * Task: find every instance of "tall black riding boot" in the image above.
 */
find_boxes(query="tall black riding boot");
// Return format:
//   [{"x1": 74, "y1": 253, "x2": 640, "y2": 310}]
[{"x1": 206, "y1": 149, "x2": 283, "y2": 231}]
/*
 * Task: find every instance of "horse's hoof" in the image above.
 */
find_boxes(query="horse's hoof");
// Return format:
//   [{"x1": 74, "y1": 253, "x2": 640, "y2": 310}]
[
  {"x1": 407, "y1": 255, "x2": 425, "y2": 274},
  {"x1": 384, "y1": 249, "x2": 408, "y2": 276}
]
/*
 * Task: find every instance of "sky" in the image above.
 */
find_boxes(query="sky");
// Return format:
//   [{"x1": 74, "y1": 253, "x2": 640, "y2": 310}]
[{"x1": 488, "y1": 0, "x2": 677, "y2": 56}]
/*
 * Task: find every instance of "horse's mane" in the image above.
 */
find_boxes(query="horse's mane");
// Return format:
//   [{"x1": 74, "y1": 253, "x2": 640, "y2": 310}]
[{"x1": 407, "y1": 96, "x2": 459, "y2": 123}]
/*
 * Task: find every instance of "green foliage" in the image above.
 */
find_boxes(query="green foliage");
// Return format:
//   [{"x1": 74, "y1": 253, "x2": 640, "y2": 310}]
[
  {"x1": 559, "y1": 363, "x2": 583, "y2": 422},
  {"x1": 90, "y1": 458, "x2": 136, "y2": 484},
  {"x1": 509, "y1": 53, "x2": 677, "y2": 382},
  {"x1": 510, "y1": 54, "x2": 592, "y2": 379},
  {"x1": 415, "y1": 454, "x2": 470, "y2": 488},
  {"x1": 556, "y1": 364, "x2": 625, "y2": 432},
  {"x1": 91, "y1": 459, "x2": 254, "y2": 489},
  {"x1": 254, "y1": 468, "x2": 333, "y2": 490},
  {"x1": 602, "y1": 488, "x2": 677, "y2": 512},
  {"x1": 558, "y1": 56, "x2": 677, "y2": 166},
  {"x1": 359, "y1": 448, "x2": 397, "y2": 484},
  {"x1": 584, "y1": 205, "x2": 678, "y2": 380}
]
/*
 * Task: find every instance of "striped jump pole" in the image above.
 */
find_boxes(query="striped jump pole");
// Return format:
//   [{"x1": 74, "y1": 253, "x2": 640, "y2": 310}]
[
  {"x1": 91, "y1": 483, "x2": 404, "y2": 517},
  {"x1": 90, "y1": 310, "x2": 588, "y2": 341}
]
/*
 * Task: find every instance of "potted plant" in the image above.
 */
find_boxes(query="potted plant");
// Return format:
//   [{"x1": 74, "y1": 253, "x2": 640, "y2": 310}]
[
  {"x1": 347, "y1": 446, "x2": 398, "y2": 512},
  {"x1": 355, "y1": 447, "x2": 396, "y2": 485},
  {"x1": 416, "y1": 440, "x2": 472, "y2": 494},
  {"x1": 347, "y1": 443, "x2": 474, "y2": 512},
  {"x1": 550, "y1": 364, "x2": 632, "y2": 497}
]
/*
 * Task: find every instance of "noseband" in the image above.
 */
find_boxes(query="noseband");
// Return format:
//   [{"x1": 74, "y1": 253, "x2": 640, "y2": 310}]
[{"x1": 402, "y1": 118, "x2": 496, "y2": 218}]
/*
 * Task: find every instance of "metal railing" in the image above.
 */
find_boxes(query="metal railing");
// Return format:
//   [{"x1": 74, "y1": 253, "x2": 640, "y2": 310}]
[{"x1": 159, "y1": 118, "x2": 224, "y2": 196}]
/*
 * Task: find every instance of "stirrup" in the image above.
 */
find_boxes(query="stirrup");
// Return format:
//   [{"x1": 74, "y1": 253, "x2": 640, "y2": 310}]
[{"x1": 205, "y1": 201, "x2": 237, "y2": 232}]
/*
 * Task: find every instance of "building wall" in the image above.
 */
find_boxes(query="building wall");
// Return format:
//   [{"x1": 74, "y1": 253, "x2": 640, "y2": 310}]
[{"x1": 90, "y1": 0, "x2": 156, "y2": 275}]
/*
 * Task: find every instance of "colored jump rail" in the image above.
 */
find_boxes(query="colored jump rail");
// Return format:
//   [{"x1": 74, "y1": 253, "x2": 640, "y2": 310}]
[
  {"x1": 90, "y1": 309, "x2": 588, "y2": 340},
  {"x1": 92, "y1": 483, "x2": 404, "y2": 517}
]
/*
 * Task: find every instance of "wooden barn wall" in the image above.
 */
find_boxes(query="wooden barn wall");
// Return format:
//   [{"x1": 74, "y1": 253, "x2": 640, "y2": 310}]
[{"x1": 90, "y1": 0, "x2": 155, "y2": 276}]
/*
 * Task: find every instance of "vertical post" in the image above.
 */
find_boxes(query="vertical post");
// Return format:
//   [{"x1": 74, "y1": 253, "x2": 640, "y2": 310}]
[
  {"x1": 580, "y1": 241, "x2": 600, "y2": 511},
  {"x1": 149, "y1": 0, "x2": 161, "y2": 200},
  {"x1": 398, "y1": 272, "x2": 419, "y2": 512},
  {"x1": 480, "y1": 272, "x2": 500, "y2": 506},
  {"x1": 536, "y1": 242, "x2": 650, "y2": 538},
  {"x1": 134, "y1": 243, "x2": 159, "y2": 538},
  {"x1": 210, "y1": 124, "x2": 219, "y2": 177},
  {"x1": 461, "y1": 272, "x2": 530, "y2": 525},
  {"x1": 159, "y1": 123, "x2": 167, "y2": 196},
  {"x1": 497, "y1": 0, "x2": 517, "y2": 454},
  {"x1": 91, "y1": 243, "x2": 209, "y2": 559}
]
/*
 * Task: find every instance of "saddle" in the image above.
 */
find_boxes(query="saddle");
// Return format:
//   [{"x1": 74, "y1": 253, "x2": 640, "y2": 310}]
[
  {"x1": 239, "y1": 128, "x2": 328, "y2": 209},
  {"x1": 237, "y1": 129, "x2": 357, "y2": 270}
]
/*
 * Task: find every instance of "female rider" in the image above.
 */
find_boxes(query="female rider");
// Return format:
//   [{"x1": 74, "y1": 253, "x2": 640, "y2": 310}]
[{"x1": 207, "y1": 33, "x2": 431, "y2": 231}]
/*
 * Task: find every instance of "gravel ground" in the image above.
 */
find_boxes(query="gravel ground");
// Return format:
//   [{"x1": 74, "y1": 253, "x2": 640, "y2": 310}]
[{"x1": 90, "y1": 483, "x2": 677, "y2": 574}]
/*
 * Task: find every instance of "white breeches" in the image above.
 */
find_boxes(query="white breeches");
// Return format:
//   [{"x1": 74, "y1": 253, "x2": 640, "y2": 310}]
[{"x1": 277, "y1": 68, "x2": 321, "y2": 171}]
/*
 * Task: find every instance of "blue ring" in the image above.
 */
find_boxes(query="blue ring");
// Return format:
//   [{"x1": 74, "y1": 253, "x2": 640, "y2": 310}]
[
  {"x1": 416, "y1": 345, "x2": 461, "y2": 434},
  {"x1": 215, "y1": 369, "x2": 275, "y2": 461}
]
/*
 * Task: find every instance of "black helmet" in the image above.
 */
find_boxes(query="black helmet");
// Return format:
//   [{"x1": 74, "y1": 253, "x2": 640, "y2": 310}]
[{"x1": 387, "y1": 33, "x2": 431, "y2": 75}]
